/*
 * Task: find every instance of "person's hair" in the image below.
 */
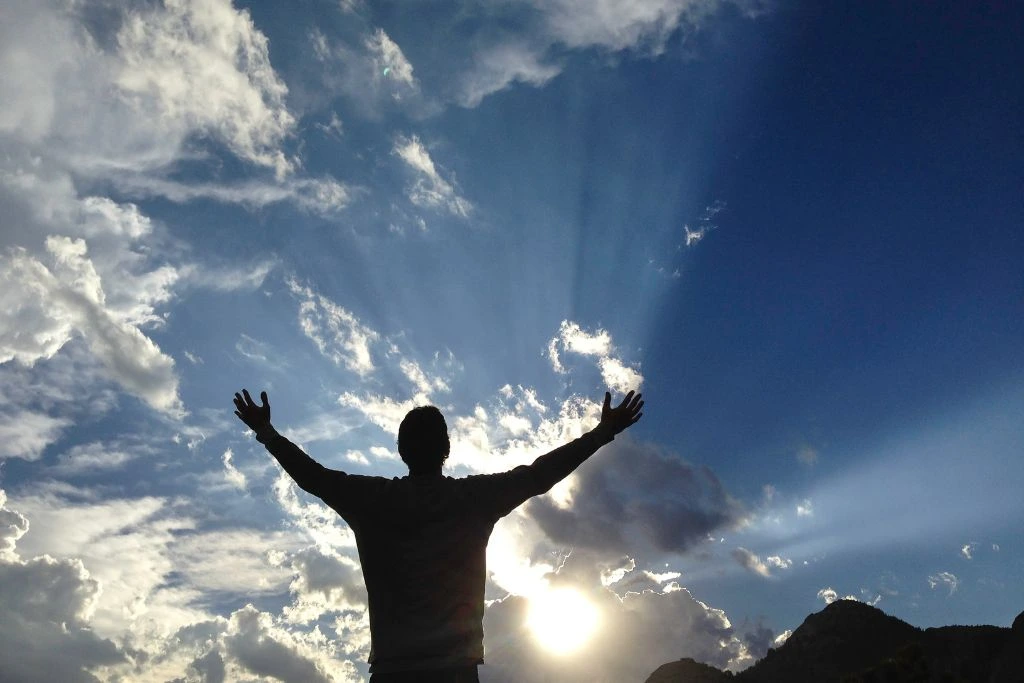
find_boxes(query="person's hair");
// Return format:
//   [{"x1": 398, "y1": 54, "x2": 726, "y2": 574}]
[{"x1": 397, "y1": 406, "x2": 450, "y2": 474}]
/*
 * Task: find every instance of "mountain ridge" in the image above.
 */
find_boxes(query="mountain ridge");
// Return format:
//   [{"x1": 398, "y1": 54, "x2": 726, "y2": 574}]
[{"x1": 645, "y1": 600, "x2": 1024, "y2": 683}]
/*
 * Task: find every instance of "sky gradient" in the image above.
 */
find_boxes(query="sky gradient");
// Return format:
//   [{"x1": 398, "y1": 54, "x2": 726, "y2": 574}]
[{"x1": 1, "y1": 1, "x2": 1022, "y2": 681}]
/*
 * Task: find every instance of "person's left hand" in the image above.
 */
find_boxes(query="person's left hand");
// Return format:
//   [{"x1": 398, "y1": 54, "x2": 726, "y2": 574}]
[{"x1": 234, "y1": 389, "x2": 270, "y2": 431}]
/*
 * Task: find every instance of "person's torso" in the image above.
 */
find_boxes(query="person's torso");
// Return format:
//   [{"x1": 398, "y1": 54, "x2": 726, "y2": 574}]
[{"x1": 346, "y1": 476, "x2": 498, "y2": 671}]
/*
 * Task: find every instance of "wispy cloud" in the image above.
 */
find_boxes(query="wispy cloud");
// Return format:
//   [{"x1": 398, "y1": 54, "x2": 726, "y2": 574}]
[
  {"x1": 222, "y1": 448, "x2": 248, "y2": 491},
  {"x1": 393, "y1": 135, "x2": 472, "y2": 217},
  {"x1": 51, "y1": 441, "x2": 139, "y2": 474},
  {"x1": 366, "y1": 28, "x2": 416, "y2": 87},
  {"x1": 455, "y1": 1, "x2": 752, "y2": 107},
  {"x1": 927, "y1": 571, "x2": 959, "y2": 595},
  {"x1": 457, "y1": 42, "x2": 561, "y2": 108},
  {"x1": 306, "y1": 25, "x2": 429, "y2": 118},
  {"x1": 0, "y1": 410, "x2": 71, "y2": 461},
  {"x1": 287, "y1": 279, "x2": 379, "y2": 376},
  {"x1": 733, "y1": 547, "x2": 773, "y2": 577},
  {"x1": 109, "y1": 174, "x2": 355, "y2": 215}
]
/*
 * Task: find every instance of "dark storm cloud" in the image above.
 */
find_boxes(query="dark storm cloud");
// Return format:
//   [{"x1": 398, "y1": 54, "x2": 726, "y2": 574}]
[
  {"x1": 225, "y1": 606, "x2": 332, "y2": 683},
  {"x1": 739, "y1": 621, "x2": 776, "y2": 661},
  {"x1": 526, "y1": 438, "x2": 743, "y2": 556},
  {"x1": 0, "y1": 493, "x2": 126, "y2": 682}
]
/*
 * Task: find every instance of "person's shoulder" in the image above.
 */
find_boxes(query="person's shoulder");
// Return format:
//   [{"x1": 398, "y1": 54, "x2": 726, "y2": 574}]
[
  {"x1": 458, "y1": 465, "x2": 533, "y2": 486},
  {"x1": 337, "y1": 473, "x2": 394, "y2": 488}
]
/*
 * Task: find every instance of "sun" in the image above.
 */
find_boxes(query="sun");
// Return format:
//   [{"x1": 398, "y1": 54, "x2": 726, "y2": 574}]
[{"x1": 525, "y1": 587, "x2": 601, "y2": 654}]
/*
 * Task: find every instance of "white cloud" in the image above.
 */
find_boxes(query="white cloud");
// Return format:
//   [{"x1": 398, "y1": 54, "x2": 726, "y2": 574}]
[
  {"x1": 0, "y1": 0, "x2": 352, "y2": 430},
  {"x1": 369, "y1": 446, "x2": 395, "y2": 461},
  {"x1": 796, "y1": 499, "x2": 814, "y2": 517},
  {"x1": 172, "y1": 528, "x2": 297, "y2": 596},
  {"x1": 366, "y1": 28, "x2": 416, "y2": 87},
  {"x1": 400, "y1": 358, "x2": 450, "y2": 395},
  {"x1": 0, "y1": 0, "x2": 297, "y2": 178},
  {"x1": 344, "y1": 450, "x2": 370, "y2": 465},
  {"x1": 927, "y1": 571, "x2": 959, "y2": 595},
  {"x1": 1, "y1": 485, "x2": 370, "y2": 681},
  {"x1": 236, "y1": 333, "x2": 271, "y2": 363},
  {"x1": 305, "y1": 25, "x2": 428, "y2": 118},
  {"x1": 772, "y1": 629, "x2": 793, "y2": 648},
  {"x1": 816, "y1": 587, "x2": 859, "y2": 605},
  {"x1": 684, "y1": 224, "x2": 711, "y2": 246},
  {"x1": 535, "y1": 0, "x2": 717, "y2": 52},
  {"x1": 7, "y1": 489, "x2": 201, "y2": 638},
  {"x1": 732, "y1": 547, "x2": 771, "y2": 577},
  {"x1": 457, "y1": 0, "x2": 743, "y2": 107},
  {"x1": 279, "y1": 546, "x2": 367, "y2": 624},
  {"x1": 766, "y1": 555, "x2": 792, "y2": 570},
  {"x1": 288, "y1": 279, "x2": 379, "y2": 376},
  {"x1": 0, "y1": 409, "x2": 71, "y2": 461},
  {"x1": 961, "y1": 542, "x2": 977, "y2": 559},
  {"x1": 393, "y1": 135, "x2": 472, "y2": 217},
  {"x1": 315, "y1": 111, "x2": 345, "y2": 139},
  {"x1": 338, "y1": 392, "x2": 420, "y2": 436},
  {"x1": 114, "y1": 0, "x2": 296, "y2": 177},
  {"x1": 547, "y1": 320, "x2": 643, "y2": 392},
  {"x1": 222, "y1": 448, "x2": 248, "y2": 491},
  {"x1": 1, "y1": 199, "x2": 185, "y2": 417},
  {"x1": 273, "y1": 473, "x2": 358, "y2": 554},
  {"x1": 598, "y1": 356, "x2": 645, "y2": 394},
  {"x1": 557, "y1": 320, "x2": 613, "y2": 357},
  {"x1": 457, "y1": 42, "x2": 562, "y2": 108},
  {"x1": 51, "y1": 441, "x2": 137, "y2": 474},
  {"x1": 34, "y1": 237, "x2": 181, "y2": 414},
  {"x1": 110, "y1": 173, "x2": 354, "y2": 215}
]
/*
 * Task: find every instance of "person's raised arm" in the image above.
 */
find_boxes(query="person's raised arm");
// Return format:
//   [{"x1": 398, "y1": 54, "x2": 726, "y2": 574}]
[
  {"x1": 233, "y1": 388, "x2": 340, "y2": 498},
  {"x1": 527, "y1": 390, "x2": 643, "y2": 494}
]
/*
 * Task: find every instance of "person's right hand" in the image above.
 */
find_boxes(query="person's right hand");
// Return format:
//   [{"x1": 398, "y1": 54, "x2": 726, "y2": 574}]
[
  {"x1": 598, "y1": 390, "x2": 643, "y2": 436},
  {"x1": 234, "y1": 389, "x2": 271, "y2": 432}
]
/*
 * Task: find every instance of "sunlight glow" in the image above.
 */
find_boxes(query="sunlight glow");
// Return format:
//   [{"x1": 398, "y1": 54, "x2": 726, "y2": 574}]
[{"x1": 526, "y1": 587, "x2": 600, "y2": 655}]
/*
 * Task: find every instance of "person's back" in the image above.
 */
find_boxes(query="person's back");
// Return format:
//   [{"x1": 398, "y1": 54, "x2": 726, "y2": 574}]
[
  {"x1": 233, "y1": 388, "x2": 643, "y2": 682},
  {"x1": 346, "y1": 472, "x2": 533, "y2": 672}
]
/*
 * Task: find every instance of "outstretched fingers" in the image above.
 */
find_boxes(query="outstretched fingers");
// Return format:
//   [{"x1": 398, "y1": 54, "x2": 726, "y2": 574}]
[
  {"x1": 615, "y1": 390, "x2": 635, "y2": 410},
  {"x1": 623, "y1": 393, "x2": 643, "y2": 425}
]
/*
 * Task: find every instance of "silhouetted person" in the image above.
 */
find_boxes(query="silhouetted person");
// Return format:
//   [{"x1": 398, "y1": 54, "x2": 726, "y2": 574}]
[{"x1": 233, "y1": 388, "x2": 643, "y2": 683}]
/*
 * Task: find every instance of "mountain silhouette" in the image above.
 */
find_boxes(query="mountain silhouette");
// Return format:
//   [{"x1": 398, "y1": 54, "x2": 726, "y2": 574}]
[{"x1": 645, "y1": 600, "x2": 1024, "y2": 683}]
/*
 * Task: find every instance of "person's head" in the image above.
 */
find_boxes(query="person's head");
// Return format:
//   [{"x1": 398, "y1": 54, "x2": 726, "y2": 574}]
[{"x1": 397, "y1": 406, "x2": 450, "y2": 475}]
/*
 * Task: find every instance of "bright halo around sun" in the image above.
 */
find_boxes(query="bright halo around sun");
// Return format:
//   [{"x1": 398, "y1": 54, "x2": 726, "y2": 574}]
[{"x1": 526, "y1": 587, "x2": 601, "y2": 655}]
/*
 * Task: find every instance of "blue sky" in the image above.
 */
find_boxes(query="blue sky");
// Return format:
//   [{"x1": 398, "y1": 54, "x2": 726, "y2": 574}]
[{"x1": 1, "y1": 1, "x2": 1021, "y2": 681}]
